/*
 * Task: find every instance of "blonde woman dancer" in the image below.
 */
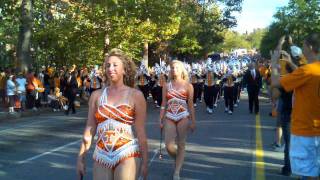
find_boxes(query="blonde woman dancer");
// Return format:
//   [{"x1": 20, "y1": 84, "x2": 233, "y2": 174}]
[{"x1": 159, "y1": 60, "x2": 196, "y2": 180}]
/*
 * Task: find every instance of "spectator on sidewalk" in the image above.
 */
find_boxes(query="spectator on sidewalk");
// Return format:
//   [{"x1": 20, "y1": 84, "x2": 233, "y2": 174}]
[
  {"x1": 7, "y1": 75, "x2": 16, "y2": 113},
  {"x1": 48, "y1": 88, "x2": 61, "y2": 112},
  {"x1": 33, "y1": 73, "x2": 44, "y2": 110},
  {"x1": 16, "y1": 72, "x2": 27, "y2": 111},
  {"x1": 43, "y1": 69, "x2": 50, "y2": 106},
  {"x1": 64, "y1": 71, "x2": 78, "y2": 115},
  {"x1": 53, "y1": 72, "x2": 60, "y2": 89},
  {"x1": 273, "y1": 48, "x2": 298, "y2": 177},
  {"x1": 272, "y1": 33, "x2": 320, "y2": 180},
  {"x1": 0, "y1": 69, "x2": 6, "y2": 106},
  {"x1": 26, "y1": 70, "x2": 36, "y2": 110}
]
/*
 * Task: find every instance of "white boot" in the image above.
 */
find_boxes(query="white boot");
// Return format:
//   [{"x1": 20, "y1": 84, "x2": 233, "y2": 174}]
[{"x1": 9, "y1": 107, "x2": 14, "y2": 113}]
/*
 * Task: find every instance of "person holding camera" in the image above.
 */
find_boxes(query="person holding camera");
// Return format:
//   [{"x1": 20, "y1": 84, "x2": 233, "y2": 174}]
[
  {"x1": 271, "y1": 33, "x2": 320, "y2": 180},
  {"x1": 271, "y1": 35, "x2": 298, "y2": 176}
]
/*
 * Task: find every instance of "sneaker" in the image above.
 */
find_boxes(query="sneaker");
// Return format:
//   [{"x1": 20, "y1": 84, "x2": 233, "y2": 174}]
[
  {"x1": 194, "y1": 104, "x2": 197, "y2": 107},
  {"x1": 214, "y1": 104, "x2": 217, "y2": 108},
  {"x1": 199, "y1": 99, "x2": 202, "y2": 103},
  {"x1": 273, "y1": 144, "x2": 284, "y2": 152},
  {"x1": 154, "y1": 100, "x2": 158, "y2": 104},
  {"x1": 228, "y1": 110, "x2": 233, "y2": 115},
  {"x1": 206, "y1": 107, "x2": 210, "y2": 113},
  {"x1": 225, "y1": 108, "x2": 228, "y2": 112},
  {"x1": 156, "y1": 104, "x2": 160, "y2": 108},
  {"x1": 281, "y1": 166, "x2": 291, "y2": 176},
  {"x1": 208, "y1": 108, "x2": 213, "y2": 114},
  {"x1": 173, "y1": 173, "x2": 180, "y2": 180},
  {"x1": 53, "y1": 109, "x2": 57, "y2": 112},
  {"x1": 237, "y1": 99, "x2": 240, "y2": 103},
  {"x1": 234, "y1": 104, "x2": 238, "y2": 108}
]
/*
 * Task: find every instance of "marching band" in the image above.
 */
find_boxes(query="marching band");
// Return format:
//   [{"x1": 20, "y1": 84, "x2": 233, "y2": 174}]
[{"x1": 134, "y1": 56, "x2": 253, "y2": 115}]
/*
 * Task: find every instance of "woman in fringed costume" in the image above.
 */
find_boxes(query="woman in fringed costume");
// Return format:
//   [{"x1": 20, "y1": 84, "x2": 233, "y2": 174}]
[
  {"x1": 159, "y1": 60, "x2": 196, "y2": 180},
  {"x1": 77, "y1": 49, "x2": 148, "y2": 180}
]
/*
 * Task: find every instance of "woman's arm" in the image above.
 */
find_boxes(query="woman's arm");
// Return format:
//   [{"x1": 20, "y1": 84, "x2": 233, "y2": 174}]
[
  {"x1": 133, "y1": 89, "x2": 148, "y2": 179},
  {"x1": 76, "y1": 90, "x2": 99, "y2": 176},
  {"x1": 187, "y1": 83, "x2": 195, "y2": 132},
  {"x1": 159, "y1": 83, "x2": 167, "y2": 126}
]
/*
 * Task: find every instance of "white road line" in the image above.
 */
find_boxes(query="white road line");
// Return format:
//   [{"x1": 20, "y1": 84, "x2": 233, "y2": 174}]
[
  {"x1": 17, "y1": 139, "x2": 81, "y2": 165},
  {"x1": 148, "y1": 148, "x2": 160, "y2": 167},
  {"x1": 17, "y1": 140, "x2": 162, "y2": 166},
  {"x1": 0, "y1": 110, "x2": 87, "y2": 133},
  {"x1": 0, "y1": 117, "x2": 86, "y2": 135}
]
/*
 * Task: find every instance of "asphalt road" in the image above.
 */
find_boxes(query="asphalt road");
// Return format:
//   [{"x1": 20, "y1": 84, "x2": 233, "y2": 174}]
[{"x1": 0, "y1": 92, "x2": 297, "y2": 180}]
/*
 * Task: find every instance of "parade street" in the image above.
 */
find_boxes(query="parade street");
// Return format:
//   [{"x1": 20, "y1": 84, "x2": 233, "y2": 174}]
[{"x1": 0, "y1": 93, "x2": 295, "y2": 180}]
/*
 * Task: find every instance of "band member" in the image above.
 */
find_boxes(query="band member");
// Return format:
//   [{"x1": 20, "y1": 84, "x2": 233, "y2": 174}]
[
  {"x1": 137, "y1": 62, "x2": 150, "y2": 100},
  {"x1": 149, "y1": 72, "x2": 158, "y2": 105},
  {"x1": 203, "y1": 59, "x2": 215, "y2": 114},
  {"x1": 77, "y1": 48, "x2": 148, "y2": 180},
  {"x1": 151, "y1": 62, "x2": 167, "y2": 108},
  {"x1": 160, "y1": 60, "x2": 196, "y2": 180},
  {"x1": 190, "y1": 63, "x2": 200, "y2": 107},
  {"x1": 233, "y1": 69, "x2": 243, "y2": 107},
  {"x1": 223, "y1": 72, "x2": 235, "y2": 115},
  {"x1": 197, "y1": 65, "x2": 204, "y2": 103},
  {"x1": 89, "y1": 71, "x2": 102, "y2": 95},
  {"x1": 213, "y1": 72, "x2": 222, "y2": 108}
]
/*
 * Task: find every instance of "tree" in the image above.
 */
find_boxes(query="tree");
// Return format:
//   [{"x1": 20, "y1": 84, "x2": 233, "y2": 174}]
[
  {"x1": 169, "y1": 0, "x2": 243, "y2": 61},
  {"x1": 1, "y1": 0, "x2": 244, "y2": 69},
  {"x1": 260, "y1": 0, "x2": 320, "y2": 58},
  {"x1": 0, "y1": 0, "x2": 21, "y2": 68}
]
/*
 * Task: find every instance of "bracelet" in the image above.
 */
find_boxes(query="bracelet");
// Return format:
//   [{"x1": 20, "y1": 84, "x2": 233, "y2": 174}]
[{"x1": 160, "y1": 106, "x2": 165, "y2": 110}]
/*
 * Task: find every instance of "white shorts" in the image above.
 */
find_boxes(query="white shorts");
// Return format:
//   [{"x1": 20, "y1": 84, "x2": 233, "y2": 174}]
[{"x1": 290, "y1": 134, "x2": 320, "y2": 177}]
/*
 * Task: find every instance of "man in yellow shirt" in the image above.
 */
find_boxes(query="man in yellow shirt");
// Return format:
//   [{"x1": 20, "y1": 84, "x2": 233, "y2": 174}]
[{"x1": 272, "y1": 33, "x2": 320, "y2": 180}]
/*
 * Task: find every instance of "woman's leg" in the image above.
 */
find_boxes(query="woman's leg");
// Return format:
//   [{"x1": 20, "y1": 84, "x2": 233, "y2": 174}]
[
  {"x1": 114, "y1": 158, "x2": 141, "y2": 180},
  {"x1": 164, "y1": 119, "x2": 178, "y2": 158},
  {"x1": 93, "y1": 161, "x2": 113, "y2": 180},
  {"x1": 175, "y1": 118, "x2": 189, "y2": 175}
]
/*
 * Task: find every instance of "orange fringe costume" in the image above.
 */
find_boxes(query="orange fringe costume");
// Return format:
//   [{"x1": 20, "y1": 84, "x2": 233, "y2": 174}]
[
  {"x1": 165, "y1": 82, "x2": 189, "y2": 122},
  {"x1": 93, "y1": 88, "x2": 140, "y2": 169}
]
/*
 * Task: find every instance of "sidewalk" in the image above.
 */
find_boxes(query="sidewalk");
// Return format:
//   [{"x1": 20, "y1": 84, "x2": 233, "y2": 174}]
[{"x1": 0, "y1": 100, "x2": 88, "y2": 121}]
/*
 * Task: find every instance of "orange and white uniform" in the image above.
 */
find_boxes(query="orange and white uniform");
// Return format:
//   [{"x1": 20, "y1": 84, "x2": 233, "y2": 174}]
[
  {"x1": 165, "y1": 82, "x2": 189, "y2": 122},
  {"x1": 93, "y1": 88, "x2": 140, "y2": 169}
]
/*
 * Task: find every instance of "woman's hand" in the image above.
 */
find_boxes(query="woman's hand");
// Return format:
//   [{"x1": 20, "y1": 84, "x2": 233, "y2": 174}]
[
  {"x1": 140, "y1": 161, "x2": 148, "y2": 180},
  {"x1": 159, "y1": 109, "x2": 165, "y2": 129},
  {"x1": 76, "y1": 158, "x2": 86, "y2": 180},
  {"x1": 159, "y1": 119, "x2": 164, "y2": 129},
  {"x1": 189, "y1": 121, "x2": 196, "y2": 133},
  {"x1": 280, "y1": 50, "x2": 292, "y2": 63}
]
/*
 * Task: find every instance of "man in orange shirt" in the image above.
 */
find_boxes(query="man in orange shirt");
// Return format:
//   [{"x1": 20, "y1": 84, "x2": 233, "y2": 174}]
[{"x1": 272, "y1": 33, "x2": 320, "y2": 180}]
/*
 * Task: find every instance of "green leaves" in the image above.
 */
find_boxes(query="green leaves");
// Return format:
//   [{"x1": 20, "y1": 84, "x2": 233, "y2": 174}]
[
  {"x1": 260, "y1": 0, "x2": 320, "y2": 58},
  {"x1": 1, "y1": 0, "x2": 244, "y2": 68}
]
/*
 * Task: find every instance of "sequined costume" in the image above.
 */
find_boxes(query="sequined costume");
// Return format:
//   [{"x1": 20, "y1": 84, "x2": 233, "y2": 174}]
[
  {"x1": 165, "y1": 82, "x2": 189, "y2": 122},
  {"x1": 93, "y1": 88, "x2": 140, "y2": 169}
]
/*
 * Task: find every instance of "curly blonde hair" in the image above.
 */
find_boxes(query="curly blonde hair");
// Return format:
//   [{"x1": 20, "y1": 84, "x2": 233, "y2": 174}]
[
  {"x1": 104, "y1": 48, "x2": 137, "y2": 88},
  {"x1": 169, "y1": 60, "x2": 189, "y2": 81}
]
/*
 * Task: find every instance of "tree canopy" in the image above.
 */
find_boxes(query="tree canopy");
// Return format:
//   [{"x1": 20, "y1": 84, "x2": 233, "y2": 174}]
[
  {"x1": 1, "y1": 0, "x2": 244, "y2": 70},
  {"x1": 260, "y1": 0, "x2": 320, "y2": 58}
]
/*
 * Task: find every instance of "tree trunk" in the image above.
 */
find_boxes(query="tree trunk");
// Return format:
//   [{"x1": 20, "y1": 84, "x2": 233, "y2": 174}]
[
  {"x1": 143, "y1": 41, "x2": 148, "y2": 67},
  {"x1": 17, "y1": 0, "x2": 33, "y2": 73}
]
